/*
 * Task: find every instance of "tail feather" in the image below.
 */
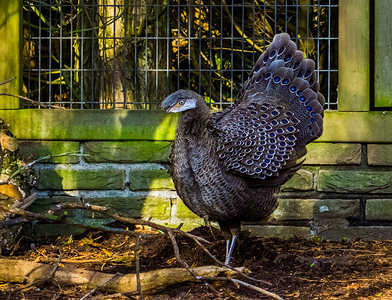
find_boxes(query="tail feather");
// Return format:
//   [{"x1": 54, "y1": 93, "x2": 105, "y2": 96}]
[{"x1": 238, "y1": 33, "x2": 325, "y2": 145}]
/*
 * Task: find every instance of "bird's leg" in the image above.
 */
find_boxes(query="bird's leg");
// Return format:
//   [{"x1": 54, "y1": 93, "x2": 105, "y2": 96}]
[
  {"x1": 223, "y1": 225, "x2": 240, "y2": 266},
  {"x1": 225, "y1": 233, "x2": 238, "y2": 265}
]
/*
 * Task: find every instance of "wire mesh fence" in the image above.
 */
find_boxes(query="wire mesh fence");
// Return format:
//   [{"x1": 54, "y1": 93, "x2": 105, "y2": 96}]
[{"x1": 23, "y1": 0, "x2": 338, "y2": 110}]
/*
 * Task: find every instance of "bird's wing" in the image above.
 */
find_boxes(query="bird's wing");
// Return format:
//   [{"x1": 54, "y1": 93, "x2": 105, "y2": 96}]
[{"x1": 210, "y1": 100, "x2": 304, "y2": 185}]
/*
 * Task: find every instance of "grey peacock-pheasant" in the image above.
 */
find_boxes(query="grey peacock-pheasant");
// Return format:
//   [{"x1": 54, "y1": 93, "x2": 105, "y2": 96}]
[{"x1": 162, "y1": 33, "x2": 324, "y2": 265}]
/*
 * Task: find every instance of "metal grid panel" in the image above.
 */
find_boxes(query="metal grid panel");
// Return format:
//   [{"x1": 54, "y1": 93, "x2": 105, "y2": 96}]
[{"x1": 23, "y1": 0, "x2": 338, "y2": 110}]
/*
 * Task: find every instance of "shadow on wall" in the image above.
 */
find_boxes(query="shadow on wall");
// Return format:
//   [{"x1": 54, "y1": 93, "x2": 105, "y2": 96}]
[{"x1": 15, "y1": 109, "x2": 203, "y2": 235}]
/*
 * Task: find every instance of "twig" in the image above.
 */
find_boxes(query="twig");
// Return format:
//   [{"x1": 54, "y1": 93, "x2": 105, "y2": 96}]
[
  {"x1": 135, "y1": 234, "x2": 144, "y2": 300},
  {"x1": 79, "y1": 272, "x2": 121, "y2": 300},
  {"x1": 0, "y1": 217, "x2": 29, "y2": 228},
  {"x1": 0, "y1": 206, "x2": 138, "y2": 237},
  {"x1": 0, "y1": 93, "x2": 66, "y2": 109},
  {"x1": 167, "y1": 230, "x2": 195, "y2": 277},
  {"x1": 0, "y1": 151, "x2": 87, "y2": 186},
  {"x1": 49, "y1": 202, "x2": 210, "y2": 244},
  {"x1": 18, "y1": 254, "x2": 63, "y2": 292},
  {"x1": 167, "y1": 230, "x2": 222, "y2": 298},
  {"x1": 202, "y1": 277, "x2": 283, "y2": 300},
  {"x1": 230, "y1": 278, "x2": 283, "y2": 300},
  {"x1": 0, "y1": 77, "x2": 16, "y2": 87},
  {"x1": 192, "y1": 234, "x2": 271, "y2": 286},
  {"x1": 11, "y1": 193, "x2": 37, "y2": 210}
]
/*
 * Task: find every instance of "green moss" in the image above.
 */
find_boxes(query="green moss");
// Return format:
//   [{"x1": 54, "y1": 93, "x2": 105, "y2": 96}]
[
  {"x1": 317, "y1": 170, "x2": 392, "y2": 193},
  {"x1": 84, "y1": 141, "x2": 171, "y2": 163},
  {"x1": 18, "y1": 141, "x2": 80, "y2": 163},
  {"x1": 129, "y1": 168, "x2": 174, "y2": 191},
  {"x1": 38, "y1": 169, "x2": 125, "y2": 190}
]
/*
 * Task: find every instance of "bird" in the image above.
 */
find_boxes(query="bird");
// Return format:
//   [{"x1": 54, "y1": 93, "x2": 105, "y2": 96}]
[{"x1": 162, "y1": 33, "x2": 324, "y2": 265}]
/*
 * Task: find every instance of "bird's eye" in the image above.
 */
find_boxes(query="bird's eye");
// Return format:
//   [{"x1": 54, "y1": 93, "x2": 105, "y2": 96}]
[{"x1": 179, "y1": 100, "x2": 185, "y2": 105}]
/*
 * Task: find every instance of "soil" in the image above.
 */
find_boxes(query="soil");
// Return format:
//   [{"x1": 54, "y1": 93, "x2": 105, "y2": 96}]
[{"x1": 1, "y1": 225, "x2": 392, "y2": 299}]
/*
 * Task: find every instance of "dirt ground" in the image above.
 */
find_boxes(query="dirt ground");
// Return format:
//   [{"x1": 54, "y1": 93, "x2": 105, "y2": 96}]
[{"x1": 1, "y1": 225, "x2": 392, "y2": 299}]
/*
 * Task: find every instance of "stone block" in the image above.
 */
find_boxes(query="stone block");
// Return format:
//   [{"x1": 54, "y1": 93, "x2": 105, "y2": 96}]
[
  {"x1": 366, "y1": 199, "x2": 392, "y2": 220},
  {"x1": 84, "y1": 141, "x2": 171, "y2": 163},
  {"x1": 244, "y1": 225, "x2": 311, "y2": 239},
  {"x1": 281, "y1": 169, "x2": 313, "y2": 191},
  {"x1": 84, "y1": 196, "x2": 171, "y2": 219},
  {"x1": 172, "y1": 198, "x2": 200, "y2": 219},
  {"x1": 317, "y1": 170, "x2": 392, "y2": 193},
  {"x1": 33, "y1": 224, "x2": 85, "y2": 237},
  {"x1": 38, "y1": 168, "x2": 125, "y2": 190},
  {"x1": 367, "y1": 144, "x2": 392, "y2": 166},
  {"x1": 305, "y1": 143, "x2": 361, "y2": 165},
  {"x1": 313, "y1": 199, "x2": 360, "y2": 219},
  {"x1": 272, "y1": 199, "x2": 316, "y2": 220},
  {"x1": 315, "y1": 226, "x2": 392, "y2": 242},
  {"x1": 271, "y1": 199, "x2": 360, "y2": 221},
  {"x1": 30, "y1": 196, "x2": 80, "y2": 218},
  {"x1": 19, "y1": 141, "x2": 80, "y2": 163},
  {"x1": 129, "y1": 168, "x2": 174, "y2": 191}
]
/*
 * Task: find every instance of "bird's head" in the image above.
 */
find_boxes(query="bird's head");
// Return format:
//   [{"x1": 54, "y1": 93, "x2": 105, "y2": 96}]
[{"x1": 162, "y1": 89, "x2": 203, "y2": 113}]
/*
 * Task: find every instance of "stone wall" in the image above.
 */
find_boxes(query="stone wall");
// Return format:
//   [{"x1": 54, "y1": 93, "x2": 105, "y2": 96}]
[{"x1": 18, "y1": 137, "x2": 392, "y2": 241}]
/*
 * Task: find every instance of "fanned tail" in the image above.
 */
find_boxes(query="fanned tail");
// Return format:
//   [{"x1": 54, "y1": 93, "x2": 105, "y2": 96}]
[{"x1": 237, "y1": 33, "x2": 325, "y2": 145}]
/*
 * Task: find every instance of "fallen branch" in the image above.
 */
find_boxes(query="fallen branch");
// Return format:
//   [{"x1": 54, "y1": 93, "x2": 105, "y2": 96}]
[
  {"x1": 80, "y1": 272, "x2": 121, "y2": 300},
  {"x1": 0, "y1": 259, "x2": 241, "y2": 295},
  {"x1": 0, "y1": 132, "x2": 18, "y2": 152},
  {"x1": 0, "y1": 203, "x2": 282, "y2": 298},
  {"x1": 2, "y1": 203, "x2": 261, "y2": 284}
]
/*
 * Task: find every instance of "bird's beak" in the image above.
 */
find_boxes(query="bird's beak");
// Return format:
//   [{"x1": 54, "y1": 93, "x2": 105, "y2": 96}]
[{"x1": 166, "y1": 103, "x2": 182, "y2": 113}]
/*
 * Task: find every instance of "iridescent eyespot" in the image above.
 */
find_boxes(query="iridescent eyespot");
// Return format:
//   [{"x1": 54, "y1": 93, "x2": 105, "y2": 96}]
[{"x1": 278, "y1": 46, "x2": 286, "y2": 55}]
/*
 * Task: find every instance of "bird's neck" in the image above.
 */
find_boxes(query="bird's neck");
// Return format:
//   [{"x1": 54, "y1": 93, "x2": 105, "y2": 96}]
[{"x1": 177, "y1": 101, "x2": 211, "y2": 137}]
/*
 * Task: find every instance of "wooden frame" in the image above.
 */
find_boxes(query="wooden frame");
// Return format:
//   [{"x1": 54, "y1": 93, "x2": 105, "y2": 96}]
[{"x1": 1, "y1": 0, "x2": 391, "y2": 144}]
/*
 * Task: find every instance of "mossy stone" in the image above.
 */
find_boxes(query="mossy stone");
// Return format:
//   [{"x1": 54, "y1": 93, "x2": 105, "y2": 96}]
[
  {"x1": 129, "y1": 168, "x2": 174, "y2": 191},
  {"x1": 38, "y1": 169, "x2": 125, "y2": 190},
  {"x1": 84, "y1": 141, "x2": 171, "y2": 163},
  {"x1": 19, "y1": 141, "x2": 80, "y2": 163},
  {"x1": 282, "y1": 169, "x2": 313, "y2": 191},
  {"x1": 317, "y1": 170, "x2": 392, "y2": 193}
]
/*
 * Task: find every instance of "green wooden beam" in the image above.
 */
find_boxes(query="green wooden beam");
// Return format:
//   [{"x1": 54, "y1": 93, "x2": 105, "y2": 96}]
[
  {"x1": 0, "y1": 109, "x2": 178, "y2": 141},
  {"x1": 318, "y1": 111, "x2": 392, "y2": 143},
  {"x1": 374, "y1": 0, "x2": 392, "y2": 108},
  {"x1": 0, "y1": 110, "x2": 391, "y2": 143},
  {"x1": 0, "y1": 1, "x2": 22, "y2": 109},
  {"x1": 338, "y1": 0, "x2": 370, "y2": 112}
]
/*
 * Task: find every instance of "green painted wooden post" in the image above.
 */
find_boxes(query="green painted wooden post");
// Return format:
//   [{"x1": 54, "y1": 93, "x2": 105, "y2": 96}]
[
  {"x1": 338, "y1": 0, "x2": 370, "y2": 112},
  {"x1": 0, "y1": 1, "x2": 22, "y2": 109},
  {"x1": 375, "y1": 0, "x2": 392, "y2": 108}
]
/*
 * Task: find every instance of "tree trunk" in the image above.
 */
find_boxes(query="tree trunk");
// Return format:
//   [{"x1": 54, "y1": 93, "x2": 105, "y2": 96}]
[{"x1": 95, "y1": 0, "x2": 171, "y2": 109}]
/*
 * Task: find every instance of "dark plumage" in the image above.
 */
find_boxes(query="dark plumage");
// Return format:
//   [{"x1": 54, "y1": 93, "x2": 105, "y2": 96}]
[{"x1": 162, "y1": 33, "x2": 324, "y2": 265}]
